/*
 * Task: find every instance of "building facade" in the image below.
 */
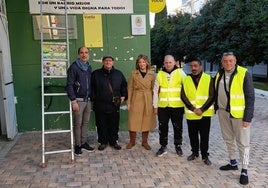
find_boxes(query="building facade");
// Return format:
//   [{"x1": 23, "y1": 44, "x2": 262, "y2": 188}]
[
  {"x1": 0, "y1": 0, "x2": 151, "y2": 135},
  {"x1": 180, "y1": 0, "x2": 207, "y2": 14}
]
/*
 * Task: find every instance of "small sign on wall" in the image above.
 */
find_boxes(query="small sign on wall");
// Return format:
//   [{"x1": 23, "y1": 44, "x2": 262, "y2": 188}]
[
  {"x1": 83, "y1": 14, "x2": 103, "y2": 48},
  {"x1": 131, "y1": 15, "x2": 146, "y2": 35}
]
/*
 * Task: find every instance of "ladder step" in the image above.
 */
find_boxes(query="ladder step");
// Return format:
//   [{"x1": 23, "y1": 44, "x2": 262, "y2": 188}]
[
  {"x1": 44, "y1": 130, "x2": 71, "y2": 134},
  {"x1": 43, "y1": 75, "x2": 67, "y2": 79},
  {"x1": 44, "y1": 111, "x2": 70, "y2": 115},
  {"x1": 45, "y1": 149, "x2": 72, "y2": 155},
  {"x1": 44, "y1": 93, "x2": 67, "y2": 96},
  {"x1": 40, "y1": 11, "x2": 69, "y2": 15},
  {"x1": 42, "y1": 42, "x2": 67, "y2": 46},
  {"x1": 42, "y1": 26, "x2": 67, "y2": 30},
  {"x1": 42, "y1": 59, "x2": 68, "y2": 62}
]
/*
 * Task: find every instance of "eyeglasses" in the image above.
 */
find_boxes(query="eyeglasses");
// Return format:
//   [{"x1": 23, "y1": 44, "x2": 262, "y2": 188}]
[{"x1": 222, "y1": 52, "x2": 234, "y2": 56}]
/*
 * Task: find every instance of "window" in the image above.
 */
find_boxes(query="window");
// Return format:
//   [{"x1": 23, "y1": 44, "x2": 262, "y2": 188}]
[{"x1": 32, "y1": 15, "x2": 77, "y2": 40}]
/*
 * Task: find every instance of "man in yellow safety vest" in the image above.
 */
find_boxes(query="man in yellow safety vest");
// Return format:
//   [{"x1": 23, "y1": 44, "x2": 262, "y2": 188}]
[
  {"x1": 181, "y1": 59, "x2": 215, "y2": 166},
  {"x1": 215, "y1": 52, "x2": 255, "y2": 185},
  {"x1": 153, "y1": 55, "x2": 186, "y2": 157}
]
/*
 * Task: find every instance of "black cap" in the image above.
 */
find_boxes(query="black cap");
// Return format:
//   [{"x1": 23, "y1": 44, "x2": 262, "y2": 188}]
[{"x1": 102, "y1": 55, "x2": 114, "y2": 61}]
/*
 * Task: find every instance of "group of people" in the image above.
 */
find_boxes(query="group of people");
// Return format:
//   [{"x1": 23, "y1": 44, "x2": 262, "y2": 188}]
[
  {"x1": 66, "y1": 47, "x2": 254, "y2": 185},
  {"x1": 66, "y1": 47, "x2": 127, "y2": 153}
]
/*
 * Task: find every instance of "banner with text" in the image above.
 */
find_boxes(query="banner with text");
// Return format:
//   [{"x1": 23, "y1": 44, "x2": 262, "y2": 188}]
[{"x1": 29, "y1": 0, "x2": 133, "y2": 14}]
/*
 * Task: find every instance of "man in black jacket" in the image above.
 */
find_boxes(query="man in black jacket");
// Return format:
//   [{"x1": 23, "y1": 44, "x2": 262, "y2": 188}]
[
  {"x1": 91, "y1": 55, "x2": 127, "y2": 151},
  {"x1": 66, "y1": 47, "x2": 95, "y2": 156}
]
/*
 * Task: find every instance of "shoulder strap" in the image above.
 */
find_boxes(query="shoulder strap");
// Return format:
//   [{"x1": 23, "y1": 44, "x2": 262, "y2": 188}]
[{"x1": 106, "y1": 77, "x2": 113, "y2": 94}]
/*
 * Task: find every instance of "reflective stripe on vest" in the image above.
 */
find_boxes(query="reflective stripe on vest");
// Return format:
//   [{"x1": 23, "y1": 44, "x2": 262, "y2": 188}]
[
  {"x1": 183, "y1": 73, "x2": 214, "y2": 120},
  {"x1": 215, "y1": 66, "x2": 246, "y2": 118},
  {"x1": 157, "y1": 69, "x2": 184, "y2": 108}
]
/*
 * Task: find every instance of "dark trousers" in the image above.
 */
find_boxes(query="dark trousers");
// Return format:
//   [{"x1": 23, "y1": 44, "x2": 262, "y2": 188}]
[
  {"x1": 158, "y1": 107, "x2": 184, "y2": 147},
  {"x1": 95, "y1": 111, "x2": 119, "y2": 146},
  {"x1": 187, "y1": 116, "x2": 211, "y2": 159}
]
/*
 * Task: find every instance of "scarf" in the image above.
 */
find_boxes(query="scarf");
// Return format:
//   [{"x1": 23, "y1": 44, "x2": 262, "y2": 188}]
[{"x1": 76, "y1": 59, "x2": 90, "y2": 71}]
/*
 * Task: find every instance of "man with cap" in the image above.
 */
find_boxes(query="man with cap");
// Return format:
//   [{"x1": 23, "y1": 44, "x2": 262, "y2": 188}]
[{"x1": 91, "y1": 55, "x2": 128, "y2": 151}]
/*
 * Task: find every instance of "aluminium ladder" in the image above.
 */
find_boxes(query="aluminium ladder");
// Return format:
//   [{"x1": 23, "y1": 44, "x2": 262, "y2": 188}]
[{"x1": 40, "y1": 0, "x2": 74, "y2": 168}]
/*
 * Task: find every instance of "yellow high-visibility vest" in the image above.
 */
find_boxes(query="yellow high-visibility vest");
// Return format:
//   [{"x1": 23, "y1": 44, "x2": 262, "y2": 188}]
[
  {"x1": 183, "y1": 73, "x2": 214, "y2": 120},
  {"x1": 215, "y1": 66, "x2": 246, "y2": 118},
  {"x1": 157, "y1": 68, "x2": 184, "y2": 108}
]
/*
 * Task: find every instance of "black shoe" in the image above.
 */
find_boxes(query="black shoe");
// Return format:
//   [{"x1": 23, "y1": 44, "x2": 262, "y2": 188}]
[
  {"x1": 239, "y1": 172, "x2": 249, "y2": 185},
  {"x1": 156, "y1": 146, "x2": 167, "y2": 157},
  {"x1": 74, "y1": 145, "x2": 82, "y2": 156},
  {"x1": 81, "y1": 143, "x2": 95, "y2": 152},
  {"x1": 112, "y1": 143, "x2": 122, "y2": 150},
  {"x1": 203, "y1": 157, "x2": 212, "y2": 165},
  {"x1": 98, "y1": 144, "x2": 107, "y2": 151},
  {"x1": 219, "y1": 164, "x2": 238, "y2": 171},
  {"x1": 187, "y1": 153, "x2": 199, "y2": 161},
  {"x1": 175, "y1": 145, "x2": 183, "y2": 156}
]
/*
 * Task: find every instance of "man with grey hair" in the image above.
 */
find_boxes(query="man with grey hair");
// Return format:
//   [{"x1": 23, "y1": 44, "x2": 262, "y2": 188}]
[{"x1": 215, "y1": 52, "x2": 255, "y2": 185}]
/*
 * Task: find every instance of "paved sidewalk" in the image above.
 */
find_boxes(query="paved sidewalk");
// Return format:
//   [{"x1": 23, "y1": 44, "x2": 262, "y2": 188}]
[{"x1": 0, "y1": 92, "x2": 267, "y2": 188}]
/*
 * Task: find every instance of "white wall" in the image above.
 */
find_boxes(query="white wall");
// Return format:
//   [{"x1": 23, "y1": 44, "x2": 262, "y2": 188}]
[{"x1": 0, "y1": 0, "x2": 17, "y2": 139}]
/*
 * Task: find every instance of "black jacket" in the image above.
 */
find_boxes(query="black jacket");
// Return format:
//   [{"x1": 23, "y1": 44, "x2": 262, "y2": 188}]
[
  {"x1": 91, "y1": 66, "x2": 127, "y2": 113},
  {"x1": 66, "y1": 61, "x2": 92, "y2": 101}
]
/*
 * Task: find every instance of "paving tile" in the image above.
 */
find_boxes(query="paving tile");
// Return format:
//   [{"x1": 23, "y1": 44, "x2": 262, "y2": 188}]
[{"x1": 0, "y1": 93, "x2": 267, "y2": 187}]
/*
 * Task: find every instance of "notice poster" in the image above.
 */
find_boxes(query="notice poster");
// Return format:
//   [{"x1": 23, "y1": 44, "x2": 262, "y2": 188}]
[
  {"x1": 83, "y1": 14, "x2": 103, "y2": 48},
  {"x1": 42, "y1": 43, "x2": 67, "y2": 60},
  {"x1": 131, "y1": 15, "x2": 146, "y2": 35},
  {"x1": 42, "y1": 43, "x2": 67, "y2": 76},
  {"x1": 43, "y1": 61, "x2": 67, "y2": 76}
]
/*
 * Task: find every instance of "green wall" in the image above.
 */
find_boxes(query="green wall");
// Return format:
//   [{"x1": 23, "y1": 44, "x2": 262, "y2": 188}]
[{"x1": 6, "y1": 0, "x2": 150, "y2": 132}]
